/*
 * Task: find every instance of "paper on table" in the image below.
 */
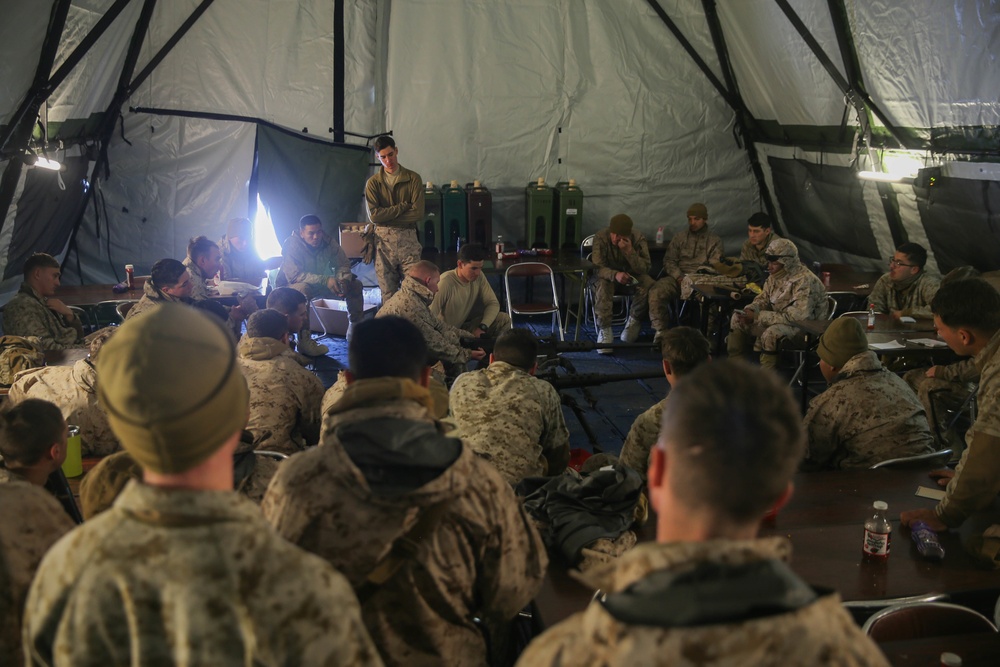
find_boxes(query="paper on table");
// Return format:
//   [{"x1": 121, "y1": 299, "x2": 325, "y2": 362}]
[
  {"x1": 916, "y1": 486, "x2": 947, "y2": 501},
  {"x1": 869, "y1": 340, "x2": 906, "y2": 350},
  {"x1": 899, "y1": 316, "x2": 917, "y2": 323},
  {"x1": 910, "y1": 338, "x2": 948, "y2": 348}
]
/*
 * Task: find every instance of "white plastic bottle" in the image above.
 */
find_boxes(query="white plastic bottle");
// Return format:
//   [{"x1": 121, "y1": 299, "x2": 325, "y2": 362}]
[{"x1": 862, "y1": 500, "x2": 892, "y2": 561}]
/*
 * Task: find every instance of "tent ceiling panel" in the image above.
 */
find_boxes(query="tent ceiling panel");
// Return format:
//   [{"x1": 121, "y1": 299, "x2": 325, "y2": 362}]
[
  {"x1": 343, "y1": 0, "x2": 379, "y2": 138},
  {"x1": 384, "y1": 0, "x2": 756, "y2": 249},
  {"x1": 0, "y1": 0, "x2": 56, "y2": 128},
  {"x1": 852, "y1": 0, "x2": 1000, "y2": 131},
  {"x1": 128, "y1": 0, "x2": 336, "y2": 140},
  {"x1": 719, "y1": 0, "x2": 849, "y2": 128}
]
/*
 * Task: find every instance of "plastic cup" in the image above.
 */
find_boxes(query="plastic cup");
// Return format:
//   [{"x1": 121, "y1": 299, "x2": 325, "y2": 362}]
[{"x1": 61, "y1": 425, "x2": 83, "y2": 477}]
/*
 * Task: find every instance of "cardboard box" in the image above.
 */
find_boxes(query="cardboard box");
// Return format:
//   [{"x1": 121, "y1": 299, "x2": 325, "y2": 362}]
[
  {"x1": 339, "y1": 223, "x2": 368, "y2": 259},
  {"x1": 308, "y1": 299, "x2": 376, "y2": 336}
]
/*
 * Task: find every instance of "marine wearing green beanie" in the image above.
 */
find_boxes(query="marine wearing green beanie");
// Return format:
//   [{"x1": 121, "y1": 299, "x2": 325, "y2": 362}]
[
  {"x1": 96, "y1": 303, "x2": 249, "y2": 475},
  {"x1": 687, "y1": 203, "x2": 708, "y2": 219},
  {"x1": 817, "y1": 317, "x2": 869, "y2": 369},
  {"x1": 609, "y1": 213, "x2": 634, "y2": 236}
]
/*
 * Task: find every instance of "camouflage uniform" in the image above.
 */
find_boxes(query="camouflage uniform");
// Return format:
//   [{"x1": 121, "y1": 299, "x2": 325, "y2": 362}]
[
  {"x1": 430, "y1": 269, "x2": 511, "y2": 336},
  {"x1": 365, "y1": 165, "x2": 425, "y2": 301},
  {"x1": 124, "y1": 279, "x2": 186, "y2": 321},
  {"x1": 649, "y1": 226, "x2": 725, "y2": 303},
  {"x1": 868, "y1": 270, "x2": 940, "y2": 318},
  {"x1": 3, "y1": 284, "x2": 85, "y2": 350},
  {"x1": 236, "y1": 335, "x2": 323, "y2": 455},
  {"x1": 903, "y1": 359, "x2": 979, "y2": 446},
  {"x1": 263, "y1": 377, "x2": 547, "y2": 667},
  {"x1": 618, "y1": 396, "x2": 668, "y2": 480},
  {"x1": 516, "y1": 538, "x2": 889, "y2": 667},
  {"x1": 218, "y1": 235, "x2": 267, "y2": 285},
  {"x1": 803, "y1": 351, "x2": 936, "y2": 469},
  {"x1": 182, "y1": 256, "x2": 219, "y2": 301},
  {"x1": 377, "y1": 275, "x2": 475, "y2": 366},
  {"x1": 739, "y1": 231, "x2": 779, "y2": 265},
  {"x1": 449, "y1": 361, "x2": 570, "y2": 484},
  {"x1": 7, "y1": 360, "x2": 121, "y2": 457},
  {"x1": 934, "y1": 329, "x2": 1000, "y2": 563},
  {"x1": 728, "y1": 239, "x2": 827, "y2": 355},
  {"x1": 278, "y1": 232, "x2": 365, "y2": 322},
  {"x1": 323, "y1": 370, "x2": 451, "y2": 420},
  {"x1": 24, "y1": 480, "x2": 381, "y2": 666},
  {"x1": 589, "y1": 228, "x2": 660, "y2": 329},
  {"x1": 0, "y1": 468, "x2": 75, "y2": 666}
]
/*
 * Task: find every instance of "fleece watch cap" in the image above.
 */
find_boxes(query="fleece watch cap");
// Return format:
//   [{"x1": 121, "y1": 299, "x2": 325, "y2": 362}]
[
  {"x1": 227, "y1": 217, "x2": 253, "y2": 239},
  {"x1": 817, "y1": 316, "x2": 868, "y2": 369},
  {"x1": 687, "y1": 203, "x2": 708, "y2": 219},
  {"x1": 96, "y1": 303, "x2": 249, "y2": 474},
  {"x1": 609, "y1": 214, "x2": 634, "y2": 236}
]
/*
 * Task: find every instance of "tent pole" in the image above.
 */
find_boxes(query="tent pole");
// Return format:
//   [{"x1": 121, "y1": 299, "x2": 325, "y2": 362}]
[
  {"x1": 700, "y1": 0, "x2": 779, "y2": 230},
  {"x1": 333, "y1": 0, "x2": 345, "y2": 143},
  {"x1": 125, "y1": 0, "x2": 218, "y2": 99}
]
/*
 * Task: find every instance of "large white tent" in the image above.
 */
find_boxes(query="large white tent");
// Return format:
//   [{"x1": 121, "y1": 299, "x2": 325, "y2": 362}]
[{"x1": 1, "y1": 0, "x2": 998, "y2": 300}]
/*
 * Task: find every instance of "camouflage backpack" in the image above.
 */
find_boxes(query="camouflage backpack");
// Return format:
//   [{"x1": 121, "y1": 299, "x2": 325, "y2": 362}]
[{"x1": 0, "y1": 335, "x2": 45, "y2": 388}]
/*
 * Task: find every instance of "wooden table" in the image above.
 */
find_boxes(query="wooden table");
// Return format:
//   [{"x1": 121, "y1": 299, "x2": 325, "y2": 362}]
[
  {"x1": 533, "y1": 468, "x2": 1000, "y2": 628},
  {"x1": 878, "y1": 632, "x2": 1000, "y2": 666},
  {"x1": 56, "y1": 277, "x2": 148, "y2": 306}
]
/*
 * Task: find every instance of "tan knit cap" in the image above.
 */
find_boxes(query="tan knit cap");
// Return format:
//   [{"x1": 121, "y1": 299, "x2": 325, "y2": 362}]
[
  {"x1": 609, "y1": 214, "x2": 634, "y2": 236},
  {"x1": 817, "y1": 317, "x2": 868, "y2": 369},
  {"x1": 96, "y1": 303, "x2": 249, "y2": 474},
  {"x1": 687, "y1": 203, "x2": 708, "y2": 219}
]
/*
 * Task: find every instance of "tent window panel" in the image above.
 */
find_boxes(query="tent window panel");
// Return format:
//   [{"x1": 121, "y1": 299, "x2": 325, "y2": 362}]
[
  {"x1": 768, "y1": 157, "x2": 880, "y2": 259},
  {"x1": 253, "y1": 125, "x2": 371, "y2": 246},
  {"x1": 917, "y1": 178, "x2": 1000, "y2": 274}
]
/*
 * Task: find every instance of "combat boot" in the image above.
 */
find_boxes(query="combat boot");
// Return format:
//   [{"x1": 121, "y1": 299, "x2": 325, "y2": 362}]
[
  {"x1": 597, "y1": 327, "x2": 614, "y2": 355},
  {"x1": 653, "y1": 329, "x2": 664, "y2": 345},
  {"x1": 621, "y1": 317, "x2": 641, "y2": 343},
  {"x1": 297, "y1": 326, "x2": 328, "y2": 356}
]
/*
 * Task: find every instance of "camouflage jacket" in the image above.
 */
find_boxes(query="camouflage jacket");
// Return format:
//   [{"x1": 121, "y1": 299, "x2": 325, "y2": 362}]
[
  {"x1": 237, "y1": 335, "x2": 323, "y2": 454},
  {"x1": 739, "y1": 231, "x2": 780, "y2": 265},
  {"x1": 618, "y1": 396, "x2": 668, "y2": 481},
  {"x1": 182, "y1": 257, "x2": 218, "y2": 301},
  {"x1": 365, "y1": 165, "x2": 425, "y2": 229},
  {"x1": 219, "y1": 235, "x2": 267, "y2": 285},
  {"x1": 430, "y1": 269, "x2": 502, "y2": 331},
  {"x1": 377, "y1": 276, "x2": 474, "y2": 365},
  {"x1": 449, "y1": 361, "x2": 570, "y2": 484},
  {"x1": 323, "y1": 370, "x2": 451, "y2": 421},
  {"x1": 3, "y1": 284, "x2": 85, "y2": 350},
  {"x1": 803, "y1": 351, "x2": 936, "y2": 469},
  {"x1": 663, "y1": 227, "x2": 723, "y2": 281},
  {"x1": 24, "y1": 481, "x2": 382, "y2": 666},
  {"x1": 0, "y1": 468, "x2": 75, "y2": 667},
  {"x1": 263, "y1": 378, "x2": 547, "y2": 667},
  {"x1": 747, "y1": 260, "x2": 827, "y2": 325},
  {"x1": 279, "y1": 232, "x2": 353, "y2": 286},
  {"x1": 868, "y1": 271, "x2": 940, "y2": 319},
  {"x1": 8, "y1": 359, "x2": 121, "y2": 457},
  {"x1": 592, "y1": 228, "x2": 651, "y2": 282},
  {"x1": 124, "y1": 279, "x2": 185, "y2": 321},
  {"x1": 516, "y1": 538, "x2": 889, "y2": 667},
  {"x1": 936, "y1": 329, "x2": 1000, "y2": 528}
]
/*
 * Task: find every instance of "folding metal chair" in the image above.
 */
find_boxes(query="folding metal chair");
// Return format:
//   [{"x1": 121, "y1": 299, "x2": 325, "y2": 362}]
[
  {"x1": 861, "y1": 601, "x2": 997, "y2": 642},
  {"x1": 504, "y1": 262, "x2": 564, "y2": 340}
]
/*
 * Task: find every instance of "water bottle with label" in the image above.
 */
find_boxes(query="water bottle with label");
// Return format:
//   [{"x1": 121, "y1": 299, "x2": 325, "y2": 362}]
[
  {"x1": 862, "y1": 500, "x2": 892, "y2": 561},
  {"x1": 867, "y1": 303, "x2": 876, "y2": 330}
]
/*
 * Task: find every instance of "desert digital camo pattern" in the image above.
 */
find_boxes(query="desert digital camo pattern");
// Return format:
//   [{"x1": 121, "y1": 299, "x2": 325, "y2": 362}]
[
  {"x1": 263, "y1": 379, "x2": 546, "y2": 667},
  {"x1": 618, "y1": 396, "x2": 668, "y2": 480},
  {"x1": 377, "y1": 275, "x2": 475, "y2": 365},
  {"x1": 739, "y1": 231, "x2": 780, "y2": 265},
  {"x1": 3, "y1": 284, "x2": 84, "y2": 350},
  {"x1": 903, "y1": 359, "x2": 978, "y2": 445},
  {"x1": 868, "y1": 270, "x2": 940, "y2": 319},
  {"x1": 182, "y1": 256, "x2": 219, "y2": 301},
  {"x1": 450, "y1": 361, "x2": 570, "y2": 484},
  {"x1": 322, "y1": 370, "x2": 451, "y2": 421},
  {"x1": 236, "y1": 335, "x2": 323, "y2": 455},
  {"x1": 729, "y1": 239, "x2": 827, "y2": 353},
  {"x1": 0, "y1": 468, "x2": 75, "y2": 666},
  {"x1": 649, "y1": 225, "x2": 724, "y2": 305},
  {"x1": 23, "y1": 481, "x2": 382, "y2": 666},
  {"x1": 803, "y1": 351, "x2": 936, "y2": 469},
  {"x1": 516, "y1": 538, "x2": 890, "y2": 667},
  {"x1": 936, "y1": 330, "x2": 1000, "y2": 536},
  {"x1": 218, "y1": 235, "x2": 266, "y2": 285},
  {"x1": 125, "y1": 279, "x2": 181, "y2": 321},
  {"x1": 365, "y1": 164, "x2": 425, "y2": 301},
  {"x1": 590, "y1": 228, "x2": 658, "y2": 328},
  {"x1": 8, "y1": 360, "x2": 121, "y2": 457}
]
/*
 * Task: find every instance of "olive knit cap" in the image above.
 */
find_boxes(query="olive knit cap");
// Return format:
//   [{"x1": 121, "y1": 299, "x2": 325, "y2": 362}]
[
  {"x1": 227, "y1": 216, "x2": 252, "y2": 239},
  {"x1": 609, "y1": 214, "x2": 634, "y2": 236},
  {"x1": 817, "y1": 316, "x2": 868, "y2": 369},
  {"x1": 687, "y1": 203, "x2": 708, "y2": 219},
  {"x1": 96, "y1": 303, "x2": 249, "y2": 474}
]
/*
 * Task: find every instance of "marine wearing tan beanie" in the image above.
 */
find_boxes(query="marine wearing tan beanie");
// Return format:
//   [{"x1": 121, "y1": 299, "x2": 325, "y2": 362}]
[
  {"x1": 96, "y1": 303, "x2": 249, "y2": 475},
  {"x1": 817, "y1": 317, "x2": 869, "y2": 369},
  {"x1": 609, "y1": 214, "x2": 634, "y2": 236}
]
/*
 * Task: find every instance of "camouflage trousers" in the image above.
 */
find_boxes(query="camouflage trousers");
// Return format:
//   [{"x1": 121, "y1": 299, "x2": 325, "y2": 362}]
[
  {"x1": 727, "y1": 318, "x2": 803, "y2": 354},
  {"x1": 590, "y1": 275, "x2": 655, "y2": 329},
  {"x1": 903, "y1": 369, "x2": 976, "y2": 450},
  {"x1": 375, "y1": 225, "x2": 422, "y2": 302},
  {"x1": 288, "y1": 276, "x2": 365, "y2": 322}
]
